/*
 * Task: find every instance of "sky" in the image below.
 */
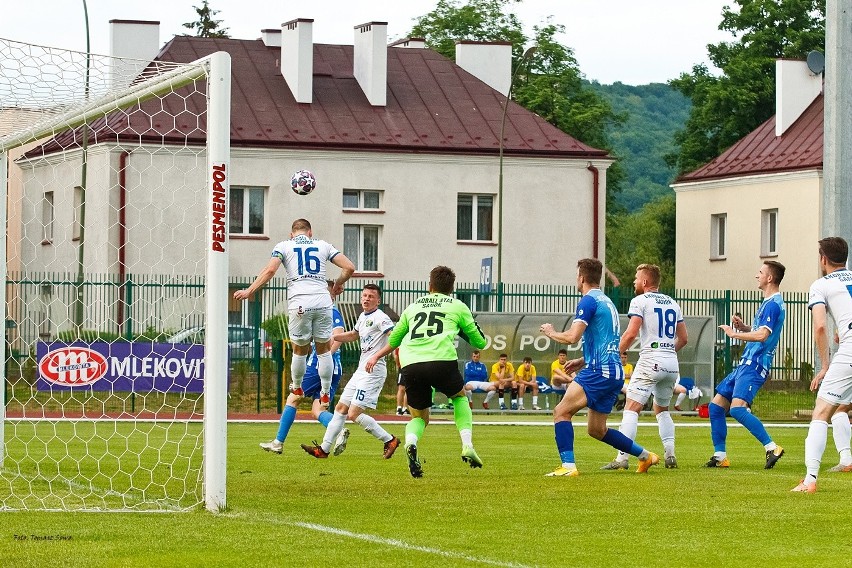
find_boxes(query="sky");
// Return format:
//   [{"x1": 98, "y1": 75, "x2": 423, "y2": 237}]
[{"x1": 0, "y1": 0, "x2": 735, "y2": 85}]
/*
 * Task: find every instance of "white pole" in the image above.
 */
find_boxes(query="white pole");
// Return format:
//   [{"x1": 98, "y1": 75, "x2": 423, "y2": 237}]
[
  {"x1": 0, "y1": 151, "x2": 7, "y2": 468},
  {"x1": 203, "y1": 51, "x2": 231, "y2": 513}
]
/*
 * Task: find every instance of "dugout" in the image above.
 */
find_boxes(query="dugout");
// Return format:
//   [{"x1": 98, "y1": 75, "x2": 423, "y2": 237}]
[{"x1": 457, "y1": 313, "x2": 715, "y2": 404}]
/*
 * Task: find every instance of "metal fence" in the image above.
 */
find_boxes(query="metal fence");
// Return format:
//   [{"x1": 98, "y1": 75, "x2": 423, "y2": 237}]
[{"x1": 4, "y1": 274, "x2": 818, "y2": 420}]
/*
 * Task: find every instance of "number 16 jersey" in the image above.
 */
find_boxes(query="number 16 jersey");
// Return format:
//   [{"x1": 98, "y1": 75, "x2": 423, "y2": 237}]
[
  {"x1": 272, "y1": 234, "x2": 339, "y2": 310},
  {"x1": 627, "y1": 292, "x2": 683, "y2": 363}
]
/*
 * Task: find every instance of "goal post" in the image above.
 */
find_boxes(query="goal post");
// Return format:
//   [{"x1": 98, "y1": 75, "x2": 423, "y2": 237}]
[{"x1": 1, "y1": 38, "x2": 231, "y2": 512}]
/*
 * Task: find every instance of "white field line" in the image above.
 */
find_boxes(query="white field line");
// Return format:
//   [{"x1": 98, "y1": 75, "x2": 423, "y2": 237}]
[{"x1": 226, "y1": 512, "x2": 538, "y2": 568}]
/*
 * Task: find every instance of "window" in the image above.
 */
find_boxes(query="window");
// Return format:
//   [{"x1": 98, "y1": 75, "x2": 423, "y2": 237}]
[
  {"x1": 73, "y1": 186, "x2": 83, "y2": 240},
  {"x1": 457, "y1": 194, "x2": 493, "y2": 241},
  {"x1": 344, "y1": 224, "x2": 380, "y2": 272},
  {"x1": 761, "y1": 208, "x2": 778, "y2": 257},
  {"x1": 229, "y1": 186, "x2": 265, "y2": 235},
  {"x1": 42, "y1": 191, "x2": 54, "y2": 243},
  {"x1": 710, "y1": 213, "x2": 727, "y2": 259},
  {"x1": 342, "y1": 189, "x2": 381, "y2": 210}
]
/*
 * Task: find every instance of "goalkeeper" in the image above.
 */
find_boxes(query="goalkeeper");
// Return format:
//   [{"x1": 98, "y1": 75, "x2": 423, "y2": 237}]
[{"x1": 365, "y1": 266, "x2": 487, "y2": 478}]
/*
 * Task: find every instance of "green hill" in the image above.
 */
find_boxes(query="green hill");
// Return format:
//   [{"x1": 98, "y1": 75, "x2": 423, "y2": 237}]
[{"x1": 589, "y1": 81, "x2": 691, "y2": 211}]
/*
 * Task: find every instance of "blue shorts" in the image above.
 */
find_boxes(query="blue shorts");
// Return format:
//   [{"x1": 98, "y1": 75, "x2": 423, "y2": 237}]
[
  {"x1": 302, "y1": 369, "x2": 343, "y2": 402},
  {"x1": 574, "y1": 368, "x2": 624, "y2": 414},
  {"x1": 715, "y1": 364, "x2": 767, "y2": 404}
]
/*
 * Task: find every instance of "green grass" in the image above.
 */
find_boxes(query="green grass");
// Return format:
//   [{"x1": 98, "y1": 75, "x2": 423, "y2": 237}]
[{"x1": 2, "y1": 419, "x2": 850, "y2": 567}]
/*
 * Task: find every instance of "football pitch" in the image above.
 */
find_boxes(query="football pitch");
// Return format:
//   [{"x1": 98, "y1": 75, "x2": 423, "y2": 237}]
[{"x1": 2, "y1": 418, "x2": 850, "y2": 567}]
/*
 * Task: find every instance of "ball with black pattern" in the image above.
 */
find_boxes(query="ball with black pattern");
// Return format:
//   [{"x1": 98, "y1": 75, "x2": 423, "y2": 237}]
[{"x1": 290, "y1": 169, "x2": 316, "y2": 195}]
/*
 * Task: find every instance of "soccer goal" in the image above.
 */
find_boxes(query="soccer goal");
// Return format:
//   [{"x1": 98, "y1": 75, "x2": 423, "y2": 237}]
[{"x1": 0, "y1": 38, "x2": 230, "y2": 512}]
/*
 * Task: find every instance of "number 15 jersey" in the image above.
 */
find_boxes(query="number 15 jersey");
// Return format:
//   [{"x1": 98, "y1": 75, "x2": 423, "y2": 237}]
[
  {"x1": 627, "y1": 292, "x2": 683, "y2": 362},
  {"x1": 272, "y1": 234, "x2": 339, "y2": 310}
]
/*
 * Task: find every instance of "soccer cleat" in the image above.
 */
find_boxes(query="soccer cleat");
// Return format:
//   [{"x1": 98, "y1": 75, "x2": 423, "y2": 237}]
[
  {"x1": 545, "y1": 465, "x2": 579, "y2": 477},
  {"x1": 828, "y1": 462, "x2": 852, "y2": 473},
  {"x1": 511, "y1": 402, "x2": 519, "y2": 410},
  {"x1": 290, "y1": 386, "x2": 304, "y2": 397},
  {"x1": 396, "y1": 407, "x2": 404, "y2": 416},
  {"x1": 300, "y1": 440, "x2": 329, "y2": 459},
  {"x1": 532, "y1": 405, "x2": 541, "y2": 410},
  {"x1": 517, "y1": 405, "x2": 525, "y2": 411},
  {"x1": 499, "y1": 403, "x2": 507, "y2": 411},
  {"x1": 406, "y1": 444, "x2": 423, "y2": 478},
  {"x1": 704, "y1": 455, "x2": 730, "y2": 468},
  {"x1": 637, "y1": 452, "x2": 660, "y2": 473},
  {"x1": 402, "y1": 408, "x2": 410, "y2": 415},
  {"x1": 461, "y1": 445, "x2": 484, "y2": 469},
  {"x1": 673, "y1": 405, "x2": 682, "y2": 411},
  {"x1": 790, "y1": 479, "x2": 817, "y2": 493},
  {"x1": 383, "y1": 436, "x2": 400, "y2": 459},
  {"x1": 332, "y1": 428, "x2": 350, "y2": 456},
  {"x1": 319, "y1": 392, "x2": 330, "y2": 408},
  {"x1": 482, "y1": 402, "x2": 489, "y2": 410},
  {"x1": 259, "y1": 439, "x2": 283, "y2": 454},
  {"x1": 765, "y1": 446, "x2": 785, "y2": 469},
  {"x1": 665, "y1": 455, "x2": 678, "y2": 469},
  {"x1": 600, "y1": 459, "x2": 629, "y2": 470}
]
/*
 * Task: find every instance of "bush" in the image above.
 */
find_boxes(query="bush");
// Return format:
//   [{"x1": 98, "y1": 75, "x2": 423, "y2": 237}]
[{"x1": 261, "y1": 314, "x2": 288, "y2": 341}]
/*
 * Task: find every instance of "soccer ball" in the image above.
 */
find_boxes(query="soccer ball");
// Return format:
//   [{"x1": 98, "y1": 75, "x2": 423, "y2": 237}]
[{"x1": 290, "y1": 169, "x2": 316, "y2": 195}]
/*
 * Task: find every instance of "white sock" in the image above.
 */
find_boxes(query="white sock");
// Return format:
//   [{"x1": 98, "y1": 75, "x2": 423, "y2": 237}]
[
  {"x1": 355, "y1": 413, "x2": 392, "y2": 443},
  {"x1": 317, "y1": 352, "x2": 333, "y2": 394},
  {"x1": 804, "y1": 420, "x2": 829, "y2": 479},
  {"x1": 290, "y1": 354, "x2": 307, "y2": 389},
  {"x1": 459, "y1": 428, "x2": 472, "y2": 447},
  {"x1": 484, "y1": 391, "x2": 496, "y2": 403},
  {"x1": 532, "y1": 396, "x2": 538, "y2": 406},
  {"x1": 321, "y1": 411, "x2": 347, "y2": 453},
  {"x1": 616, "y1": 409, "x2": 639, "y2": 462},
  {"x1": 405, "y1": 433, "x2": 419, "y2": 447},
  {"x1": 831, "y1": 412, "x2": 852, "y2": 464},
  {"x1": 656, "y1": 411, "x2": 675, "y2": 457},
  {"x1": 466, "y1": 391, "x2": 473, "y2": 402},
  {"x1": 675, "y1": 392, "x2": 687, "y2": 407}
]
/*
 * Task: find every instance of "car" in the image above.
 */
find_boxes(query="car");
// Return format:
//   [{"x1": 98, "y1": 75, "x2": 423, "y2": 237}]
[{"x1": 165, "y1": 324, "x2": 270, "y2": 359}]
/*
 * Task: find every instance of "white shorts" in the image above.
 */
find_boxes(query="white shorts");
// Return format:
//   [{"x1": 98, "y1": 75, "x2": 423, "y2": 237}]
[
  {"x1": 339, "y1": 369, "x2": 387, "y2": 410},
  {"x1": 817, "y1": 350, "x2": 852, "y2": 406},
  {"x1": 625, "y1": 358, "x2": 680, "y2": 407},
  {"x1": 288, "y1": 305, "x2": 333, "y2": 346},
  {"x1": 465, "y1": 381, "x2": 493, "y2": 391}
]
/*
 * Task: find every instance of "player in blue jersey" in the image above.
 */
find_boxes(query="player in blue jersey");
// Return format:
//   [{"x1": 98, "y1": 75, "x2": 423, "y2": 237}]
[
  {"x1": 259, "y1": 280, "x2": 345, "y2": 455},
  {"x1": 539, "y1": 258, "x2": 660, "y2": 477},
  {"x1": 705, "y1": 260, "x2": 787, "y2": 469}
]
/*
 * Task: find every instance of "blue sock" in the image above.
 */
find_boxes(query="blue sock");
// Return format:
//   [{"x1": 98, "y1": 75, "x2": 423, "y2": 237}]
[
  {"x1": 730, "y1": 406, "x2": 771, "y2": 445},
  {"x1": 554, "y1": 421, "x2": 575, "y2": 464},
  {"x1": 317, "y1": 410, "x2": 333, "y2": 427},
  {"x1": 276, "y1": 405, "x2": 298, "y2": 443},
  {"x1": 602, "y1": 428, "x2": 644, "y2": 457},
  {"x1": 709, "y1": 402, "x2": 728, "y2": 452}
]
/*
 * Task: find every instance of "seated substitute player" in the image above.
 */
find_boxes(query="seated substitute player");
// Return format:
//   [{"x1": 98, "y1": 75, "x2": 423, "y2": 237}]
[
  {"x1": 550, "y1": 349, "x2": 575, "y2": 390},
  {"x1": 793, "y1": 237, "x2": 852, "y2": 493},
  {"x1": 463, "y1": 350, "x2": 495, "y2": 408},
  {"x1": 491, "y1": 353, "x2": 517, "y2": 410},
  {"x1": 706, "y1": 260, "x2": 787, "y2": 469},
  {"x1": 260, "y1": 281, "x2": 344, "y2": 454},
  {"x1": 515, "y1": 357, "x2": 541, "y2": 410},
  {"x1": 301, "y1": 284, "x2": 400, "y2": 460},
  {"x1": 540, "y1": 258, "x2": 660, "y2": 477},
  {"x1": 364, "y1": 265, "x2": 488, "y2": 478},
  {"x1": 601, "y1": 264, "x2": 688, "y2": 471}
]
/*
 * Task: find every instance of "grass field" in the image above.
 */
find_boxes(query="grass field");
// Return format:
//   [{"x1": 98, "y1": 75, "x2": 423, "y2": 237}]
[{"x1": 2, "y1": 418, "x2": 850, "y2": 567}]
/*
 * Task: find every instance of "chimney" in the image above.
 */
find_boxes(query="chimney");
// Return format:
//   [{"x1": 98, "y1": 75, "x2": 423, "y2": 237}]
[
  {"x1": 389, "y1": 37, "x2": 426, "y2": 49},
  {"x1": 281, "y1": 18, "x2": 314, "y2": 104},
  {"x1": 109, "y1": 20, "x2": 160, "y2": 88},
  {"x1": 455, "y1": 41, "x2": 512, "y2": 96},
  {"x1": 260, "y1": 29, "x2": 281, "y2": 47},
  {"x1": 775, "y1": 59, "x2": 822, "y2": 136},
  {"x1": 354, "y1": 22, "x2": 388, "y2": 106}
]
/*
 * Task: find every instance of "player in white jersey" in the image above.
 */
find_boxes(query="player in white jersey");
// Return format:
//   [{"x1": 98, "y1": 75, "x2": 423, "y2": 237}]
[
  {"x1": 302, "y1": 284, "x2": 401, "y2": 460},
  {"x1": 234, "y1": 218, "x2": 355, "y2": 406},
  {"x1": 602, "y1": 264, "x2": 688, "y2": 470},
  {"x1": 792, "y1": 237, "x2": 852, "y2": 493}
]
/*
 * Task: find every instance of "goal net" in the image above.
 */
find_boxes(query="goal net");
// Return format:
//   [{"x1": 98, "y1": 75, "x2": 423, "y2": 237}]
[{"x1": 0, "y1": 38, "x2": 230, "y2": 512}]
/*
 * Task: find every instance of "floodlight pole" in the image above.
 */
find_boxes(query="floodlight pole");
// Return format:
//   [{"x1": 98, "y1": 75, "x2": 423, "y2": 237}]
[{"x1": 496, "y1": 46, "x2": 536, "y2": 311}]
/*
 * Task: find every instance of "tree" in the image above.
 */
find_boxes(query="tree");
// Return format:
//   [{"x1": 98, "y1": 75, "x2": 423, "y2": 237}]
[
  {"x1": 183, "y1": 0, "x2": 230, "y2": 38},
  {"x1": 667, "y1": 0, "x2": 825, "y2": 175}
]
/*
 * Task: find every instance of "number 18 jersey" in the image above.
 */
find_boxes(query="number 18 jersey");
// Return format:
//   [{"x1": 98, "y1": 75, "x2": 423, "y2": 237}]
[
  {"x1": 627, "y1": 292, "x2": 683, "y2": 362},
  {"x1": 272, "y1": 234, "x2": 339, "y2": 310}
]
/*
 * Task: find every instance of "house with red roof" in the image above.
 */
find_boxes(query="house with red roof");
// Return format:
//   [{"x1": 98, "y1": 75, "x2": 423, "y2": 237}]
[{"x1": 671, "y1": 59, "x2": 824, "y2": 292}]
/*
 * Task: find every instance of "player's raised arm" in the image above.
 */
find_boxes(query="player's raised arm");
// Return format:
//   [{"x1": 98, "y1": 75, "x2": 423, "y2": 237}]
[{"x1": 234, "y1": 257, "x2": 280, "y2": 301}]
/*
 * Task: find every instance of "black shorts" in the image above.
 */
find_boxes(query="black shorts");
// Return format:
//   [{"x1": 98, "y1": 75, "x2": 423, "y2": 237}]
[{"x1": 401, "y1": 360, "x2": 464, "y2": 410}]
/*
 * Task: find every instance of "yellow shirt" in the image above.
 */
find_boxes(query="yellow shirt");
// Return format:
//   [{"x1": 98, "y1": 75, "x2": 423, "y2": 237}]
[
  {"x1": 490, "y1": 361, "x2": 514, "y2": 382},
  {"x1": 551, "y1": 359, "x2": 567, "y2": 381},
  {"x1": 515, "y1": 363, "x2": 537, "y2": 382},
  {"x1": 623, "y1": 362, "x2": 634, "y2": 384}
]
